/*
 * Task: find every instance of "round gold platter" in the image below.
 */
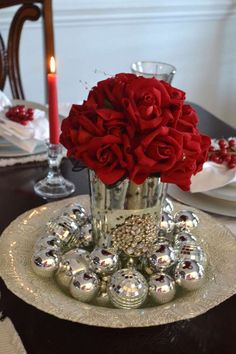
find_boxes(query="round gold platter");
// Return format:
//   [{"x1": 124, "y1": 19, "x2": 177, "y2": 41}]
[{"x1": 0, "y1": 195, "x2": 236, "y2": 328}]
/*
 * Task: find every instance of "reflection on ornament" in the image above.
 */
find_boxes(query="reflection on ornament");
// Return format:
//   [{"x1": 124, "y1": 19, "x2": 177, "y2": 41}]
[
  {"x1": 62, "y1": 202, "x2": 88, "y2": 226},
  {"x1": 31, "y1": 249, "x2": 60, "y2": 278},
  {"x1": 163, "y1": 198, "x2": 174, "y2": 214},
  {"x1": 34, "y1": 234, "x2": 62, "y2": 253},
  {"x1": 70, "y1": 270, "x2": 99, "y2": 302},
  {"x1": 178, "y1": 244, "x2": 207, "y2": 266},
  {"x1": 173, "y1": 231, "x2": 197, "y2": 248},
  {"x1": 47, "y1": 215, "x2": 80, "y2": 245},
  {"x1": 80, "y1": 223, "x2": 93, "y2": 247},
  {"x1": 55, "y1": 249, "x2": 90, "y2": 289},
  {"x1": 93, "y1": 276, "x2": 111, "y2": 307},
  {"x1": 108, "y1": 268, "x2": 148, "y2": 309},
  {"x1": 149, "y1": 273, "x2": 176, "y2": 304},
  {"x1": 174, "y1": 210, "x2": 199, "y2": 230},
  {"x1": 156, "y1": 229, "x2": 170, "y2": 245},
  {"x1": 89, "y1": 247, "x2": 119, "y2": 275},
  {"x1": 159, "y1": 212, "x2": 175, "y2": 233},
  {"x1": 175, "y1": 259, "x2": 205, "y2": 290},
  {"x1": 148, "y1": 243, "x2": 176, "y2": 271}
]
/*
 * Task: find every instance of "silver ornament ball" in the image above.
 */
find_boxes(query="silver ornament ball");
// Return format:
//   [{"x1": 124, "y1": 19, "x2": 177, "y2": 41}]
[
  {"x1": 148, "y1": 244, "x2": 176, "y2": 271},
  {"x1": 149, "y1": 273, "x2": 176, "y2": 304},
  {"x1": 159, "y1": 212, "x2": 175, "y2": 233},
  {"x1": 174, "y1": 210, "x2": 199, "y2": 230},
  {"x1": 108, "y1": 268, "x2": 148, "y2": 309},
  {"x1": 47, "y1": 215, "x2": 80, "y2": 246},
  {"x1": 162, "y1": 198, "x2": 174, "y2": 214},
  {"x1": 178, "y1": 244, "x2": 207, "y2": 266},
  {"x1": 80, "y1": 222, "x2": 93, "y2": 247},
  {"x1": 173, "y1": 231, "x2": 197, "y2": 248},
  {"x1": 55, "y1": 249, "x2": 90, "y2": 289},
  {"x1": 34, "y1": 234, "x2": 62, "y2": 253},
  {"x1": 62, "y1": 202, "x2": 88, "y2": 226},
  {"x1": 93, "y1": 276, "x2": 112, "y2": 307},
  {"x1": 175, "y1": 259, "x2": 205, "y2": 290},
  {"x1": 156, "y1": 230, "x2": 170, "y2": 246},
  {"x1": 70, "y1": 270, "x2": 100, "y2": 302},
  {"x1": 89, "y1": 247, "x2": 119, "y2": 275},
  {"x1": 31, "y1": 249, "x2": 60, "y2": 278}
]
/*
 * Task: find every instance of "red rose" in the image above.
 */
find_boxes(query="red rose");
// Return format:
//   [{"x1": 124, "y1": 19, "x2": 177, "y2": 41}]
[
  {"x1": 60, "y1": 99, "x2": 134, "y2": 185},
  {"x1": 161, "y1": 159, "x2": 197, "y2": 191},
  {"x1": 161, "y1": 132, "x2": 211, "y2": 190},
  {"x1": 173, "y1": 104, "x2": 199, "y2": 133},
  {"x1": 123, "y1": 77, "x2": 185, "y2": 132},
  {"x1": 75, "y1": 134, "x2": 133, "y2": 184},
  {"x1": 87, "y1": 73, "x2": 136, "y2": 111},
  {"x1": 130, "y1": 127, "x2": 184, "y2": 184},
  {"x1": 60, "y1": 73, "x2": 211, "y2": 191},
  {"x1": 195, "y1": 134, "x2": 211, "y2": 173}
]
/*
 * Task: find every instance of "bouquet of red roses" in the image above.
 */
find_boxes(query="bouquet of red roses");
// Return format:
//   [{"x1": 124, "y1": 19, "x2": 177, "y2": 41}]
[{"x1": 60, "y1": 73, "x2": 211, "y2": 191}]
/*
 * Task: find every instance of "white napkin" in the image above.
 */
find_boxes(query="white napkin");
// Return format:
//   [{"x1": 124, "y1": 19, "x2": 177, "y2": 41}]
[
  {"x1": 0, "y1": 91, "x2": 11, "y2": 110},
  {"x1": 190, "y1": 161, "x2": 236, "y2": 193},
  {"x1": 0, "y1": 91, "x2": 49, "y2": 153}
]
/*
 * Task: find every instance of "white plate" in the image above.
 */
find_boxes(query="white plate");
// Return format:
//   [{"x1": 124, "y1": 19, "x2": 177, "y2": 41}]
[
  {"x1": 0, "y1": 142, "x2": 47, "y2": 157},
  {"x1": 0, "y1": 136, "x2": 12, "y2": 147},
  {"x1": 203, "y1": 184, "x2": 236, "y2": 202},
  {"x1": 0, "y1": 196, "x2": 236, "y2": 328},
  {"x1": 0, "y1": 100, "x2": 65, "y2": 158},
  {"x1": 168, "y1": 185, "x2": 236, "y2": 217}
]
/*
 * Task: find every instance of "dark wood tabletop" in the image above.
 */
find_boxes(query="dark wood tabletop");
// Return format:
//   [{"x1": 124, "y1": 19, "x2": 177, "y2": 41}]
[{"x1": 0, "y1": 103, "x2": 236, "y2": 354}]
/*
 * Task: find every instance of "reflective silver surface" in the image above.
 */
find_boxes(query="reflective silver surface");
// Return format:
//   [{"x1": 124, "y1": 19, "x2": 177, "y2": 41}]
[
  {"x1": 93, "y1": 276, "x2": 112, "y2": 307},
  {"x1": 89, "y1": 172, "x2": 166, "y2": 247},
  {"x1": 148, "y1": 244, "x2": 176, "y2": 271},
  {"x1": 80, "y1": 223, "x2": 93, "y2": 247},
  {"x1": 163, "y1": 198, "x2": 174, "y2": 214},
  {"x1": 70, "y1": 270, "x2": 99, "y2": 302},
  {"x1": 89, "y1": 247, "x2": 119, "y2": 275},
  {"x1": 47, "y1": 215, "x2": 80, "y2": 246},
  {"x1": 159, "y1": 212, "x2": 175, "y2": 233},
  {"x1": 31, "y1": 249, "x2": 60, "y2": 278},
  {"x1": 108, "y1": 268, "x2": 148, "y2": 309},
  {"x1": 174, "y1": 210, "x2": 199, "y2": 230},
  {"x1": 62, "y1": 202, "x2": 88, "y2": 226},
  {"x1": 34, "y1": 234, "x2": 62, "y2": 253},
  {"x1": 178, "y1": 244, "x2": 207, "y2": 266},
  {"x1": 173, "y1": 231, "x2": 197, "y2": 248},
  {"x1": 149, "y1": 273, "x2": 176, "y2": 304},
  {"x1": 55, "y1": 249, "x2": 90, "y2": 289},
  {"x1": 175, "y1": 260, "x2": 205, "y2": 290}
]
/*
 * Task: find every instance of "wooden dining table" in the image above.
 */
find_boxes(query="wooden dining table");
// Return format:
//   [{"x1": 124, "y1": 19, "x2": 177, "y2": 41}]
[{"x1": 0, "y1": 103, "x2": 236, "y2": 354}]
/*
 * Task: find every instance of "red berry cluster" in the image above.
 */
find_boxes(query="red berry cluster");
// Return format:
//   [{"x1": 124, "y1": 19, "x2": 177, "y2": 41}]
[
  {"x1": 5, "y1": 105, "x2": 34, "y2": 126},
  {"x1": 208, "y1": 138, "x2": 236, "y2": 169}
]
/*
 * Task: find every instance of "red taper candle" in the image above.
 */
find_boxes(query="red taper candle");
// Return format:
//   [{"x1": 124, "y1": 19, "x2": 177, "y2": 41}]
[{"x1": 48, "y1": 56, "x2": 60, "y2": 144}]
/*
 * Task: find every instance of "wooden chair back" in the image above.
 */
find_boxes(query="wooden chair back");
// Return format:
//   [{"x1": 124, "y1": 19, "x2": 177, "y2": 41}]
[{"x1": 0, "y1": 0, "x2": 55, "y2": 100}]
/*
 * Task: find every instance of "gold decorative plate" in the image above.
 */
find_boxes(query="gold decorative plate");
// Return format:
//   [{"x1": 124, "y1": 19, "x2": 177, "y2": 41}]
[{"x1": 0, "y1": 196, "x2": 236, "y2": 328}]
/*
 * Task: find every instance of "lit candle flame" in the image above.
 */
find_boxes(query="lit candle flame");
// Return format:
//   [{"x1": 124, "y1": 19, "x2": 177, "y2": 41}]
[{"x1": 49, "y1": 56, "x2": 56, "y2": 73}]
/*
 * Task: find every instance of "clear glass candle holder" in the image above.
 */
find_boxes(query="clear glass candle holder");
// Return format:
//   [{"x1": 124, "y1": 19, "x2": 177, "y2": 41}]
[
  {"x1": 34, "y1": 143, "x2": 75, "y2": 199},
  {"x1": 131, "y1": 61, "x2": 176, "y2": 83}
]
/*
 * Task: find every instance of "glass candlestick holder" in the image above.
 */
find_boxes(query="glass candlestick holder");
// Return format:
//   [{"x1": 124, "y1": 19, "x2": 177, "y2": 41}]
[{"x1": 34, "y1": 143, "x2": 75, "y2": 199}]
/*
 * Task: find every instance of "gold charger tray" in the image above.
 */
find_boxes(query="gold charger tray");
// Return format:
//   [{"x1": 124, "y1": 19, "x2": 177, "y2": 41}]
[{"x1": 0, "y1": 195, "x2": 236, "y2": 328}]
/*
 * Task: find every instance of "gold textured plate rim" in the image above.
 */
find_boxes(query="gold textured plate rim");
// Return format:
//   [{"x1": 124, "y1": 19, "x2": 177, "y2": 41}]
[{"x1": 0, "y1": 195, "x2": 236, "y2": 328}]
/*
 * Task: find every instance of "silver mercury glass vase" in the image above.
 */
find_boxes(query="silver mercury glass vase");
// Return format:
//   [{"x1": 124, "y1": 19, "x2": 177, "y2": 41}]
[{"x1": 89, "y1": 171, "x2": 167, "y2": 253}]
